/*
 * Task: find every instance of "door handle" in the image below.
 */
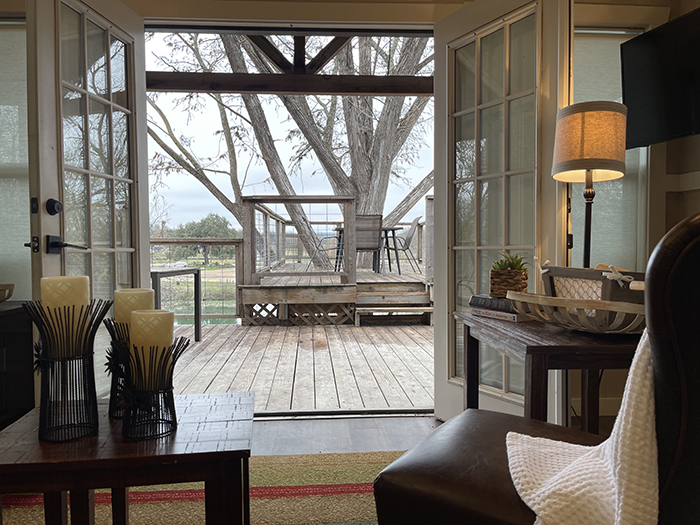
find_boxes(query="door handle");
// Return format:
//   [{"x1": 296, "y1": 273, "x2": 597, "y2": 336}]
[{"x1": 46, "y1": 235, "x2": 88, "y2": 254}]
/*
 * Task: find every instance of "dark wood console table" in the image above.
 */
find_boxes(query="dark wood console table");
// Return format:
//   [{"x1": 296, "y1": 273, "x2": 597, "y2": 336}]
[
  {"x1": 454, "y1": 312, "x2": 641, "y2": 433},
  {"x1": 0, "y1": 392, "x2": 254, "y2": 525}
]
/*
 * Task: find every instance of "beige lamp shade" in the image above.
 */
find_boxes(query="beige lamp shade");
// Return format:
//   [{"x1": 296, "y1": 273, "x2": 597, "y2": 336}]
[{"x1": 552, "y1": 101, "x2": 628, "y2": 183}]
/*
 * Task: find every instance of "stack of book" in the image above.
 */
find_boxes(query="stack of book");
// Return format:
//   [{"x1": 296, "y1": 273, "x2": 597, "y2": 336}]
[{"x1": 467, "y1": 294, "x2": 529, "y2": 322}]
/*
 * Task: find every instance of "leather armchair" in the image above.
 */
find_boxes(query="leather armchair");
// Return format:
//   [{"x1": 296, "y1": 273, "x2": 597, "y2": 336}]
[{"x1": 374, "y1": 212, "x2": 700, "y2": 525}]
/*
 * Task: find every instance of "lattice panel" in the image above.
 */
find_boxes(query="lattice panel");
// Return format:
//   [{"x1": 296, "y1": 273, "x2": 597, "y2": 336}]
[
  {"x1": 288, "y1": 304, "x2": 354, "y2": 326},
  {"x1": 243, "y1": 304, "x2": 279, "y2": 326}
]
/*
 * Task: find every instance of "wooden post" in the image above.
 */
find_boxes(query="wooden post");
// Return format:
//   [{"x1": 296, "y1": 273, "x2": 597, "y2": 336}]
[
  {"x1": 242, "y1": 200, "x2": 257, "y2": 285},
  {"x1": 425, "y1": 195, "x2": 434, "y2": 282},
  {"x1": 343, "y1": 200, "x2": 356, "y2": 285},
  {"x1": 235, "y1": 241, "x2": 243, "y2": 317}
]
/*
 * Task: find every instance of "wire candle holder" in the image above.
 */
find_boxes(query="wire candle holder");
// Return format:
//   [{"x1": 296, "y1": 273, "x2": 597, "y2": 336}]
[
  {"x1": 122, "y1": 337, "x2": 189, "y2": 440},
  {"x1": 103, "y1": 318, "x2": 130, "y2": 418},
  {"x1": 23, "y1": 299, "x2": 112, "y2": 442}
]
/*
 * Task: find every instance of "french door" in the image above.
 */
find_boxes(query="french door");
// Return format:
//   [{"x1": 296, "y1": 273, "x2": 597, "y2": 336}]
[
  {"x1": 27, "y1": 0, "x2": 148, "y2": 300},
  {"x1": 434, "y1": 0, "x2": 570, "y2": 420}
]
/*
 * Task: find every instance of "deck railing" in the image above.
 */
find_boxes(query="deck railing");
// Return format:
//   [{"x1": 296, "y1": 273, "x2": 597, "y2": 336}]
[
  {"x1": 149, "y1": 238, "x2": 243, "y2": 323},
  {"x1": 242, "y1": 196, "x2": 357, "y2": 285},
  {"x1": 251, "y1": 200, "x2": 426, "y2": 272},
  {"x1": 149, "y1": 207, "x2": 427, "y2": 322}
]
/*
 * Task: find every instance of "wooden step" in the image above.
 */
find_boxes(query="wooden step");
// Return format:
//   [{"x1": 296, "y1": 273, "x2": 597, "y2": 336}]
[
  {"x1": 355, "y1": 306, "x2": 434, "y2": 326},
  {"x1": 356, "y1": 291, "x2": 431, "y2": 306},
  {"x1": 356, "y1": 282, "x2": 427, "y2": 293}
]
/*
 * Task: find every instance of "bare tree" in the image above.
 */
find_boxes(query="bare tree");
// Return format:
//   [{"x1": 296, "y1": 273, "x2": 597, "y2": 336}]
[{"x1": 147, "y1": 33, "x2": 434, "y2": 266}]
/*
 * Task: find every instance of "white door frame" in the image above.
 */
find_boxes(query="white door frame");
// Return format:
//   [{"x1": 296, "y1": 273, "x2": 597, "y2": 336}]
[
  {"x1": 433, "y1": 0, "x2": 572, "y2": 421},
  {"x1": 26, "y1": 0, "x2": 149, "y2": 296}
]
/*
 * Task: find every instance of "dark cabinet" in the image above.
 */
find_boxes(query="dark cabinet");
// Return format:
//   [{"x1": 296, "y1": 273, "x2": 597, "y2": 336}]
[{"x1": 0, "y1": 302, "x2": 35, "y2": 431}]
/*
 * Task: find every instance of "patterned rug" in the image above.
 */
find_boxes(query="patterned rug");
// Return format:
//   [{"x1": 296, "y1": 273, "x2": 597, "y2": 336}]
[{"x1": 1, "y1": 451, "x2": 404, "y2": 525}]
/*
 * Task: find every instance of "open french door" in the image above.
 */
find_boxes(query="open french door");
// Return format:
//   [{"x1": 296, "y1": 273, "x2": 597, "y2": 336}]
[
  {"x1": 27, "y1": 0, "x2": 149, "y2": 300},
  {"x1": 433, "y1": 0, "x2": 571, "y2": 420}
]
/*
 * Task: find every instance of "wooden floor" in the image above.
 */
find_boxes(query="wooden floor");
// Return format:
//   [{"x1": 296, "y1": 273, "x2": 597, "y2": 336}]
[{"x1": 167, "y1": 323, "x2": 434, "y2": 413}]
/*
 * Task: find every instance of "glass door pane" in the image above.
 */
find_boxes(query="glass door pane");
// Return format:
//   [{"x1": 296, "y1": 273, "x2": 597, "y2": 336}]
[
  {"x1": 59, "y1": 1, "x2": 136, "y2": 299},
  {"x1": 451, "y1": 9, "x2": 537, "y2": 392}
]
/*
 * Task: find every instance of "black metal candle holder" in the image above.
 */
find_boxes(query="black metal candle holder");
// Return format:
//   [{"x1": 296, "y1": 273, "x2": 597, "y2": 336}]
[
  {"x1": 122, "y1": 337, "x2": 189, "y2": 441},
  {"x1": 23, "y1": 299, "x2": 112, "y2": 442},
  {"x1": 103, "y1": 318, "x2": 130, "y2": 418}
]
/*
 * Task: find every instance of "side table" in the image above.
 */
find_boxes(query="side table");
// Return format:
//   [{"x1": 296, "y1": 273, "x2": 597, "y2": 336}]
[
  {"x1": 0, "y1": 392, "x2": 253, "y2": 525},
  {"x1": 455, "y1": 311, "x2": 640, "y2": 433}
]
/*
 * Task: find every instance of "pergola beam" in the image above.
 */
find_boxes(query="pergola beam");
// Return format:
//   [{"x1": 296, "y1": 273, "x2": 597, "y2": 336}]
[
  {"x1": 247, "y1": 35, "x2": 293, "y2": 74},
  {"x1": 307, "y1": 37, "x2": 352, "y2": 75},
  {"x1": 146, "y1": 71, "x2": 433, "y2": 96}
]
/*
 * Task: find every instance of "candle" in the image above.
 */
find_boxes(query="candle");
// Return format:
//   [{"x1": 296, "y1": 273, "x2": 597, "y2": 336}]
[
  {"x1": 130, "y1": 309, "x2": 174, "y2": 390},
  {"x1": 40, "y1": 276, "x2": 90, "y2": 310},
  {"x1": 130, "y1": 309, "x2": 174, "y2": 351},
  {"x1": 113, "y1": 288, "x2": 154, "y2": 324}
]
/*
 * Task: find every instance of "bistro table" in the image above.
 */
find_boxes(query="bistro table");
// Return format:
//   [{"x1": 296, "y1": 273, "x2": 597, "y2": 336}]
[
  {"x1": 455, "y1": 311, "x2": 641, "y2": 433},
  {"x1": 0, "y1": 392, "x2": 254, "y2": 525}
]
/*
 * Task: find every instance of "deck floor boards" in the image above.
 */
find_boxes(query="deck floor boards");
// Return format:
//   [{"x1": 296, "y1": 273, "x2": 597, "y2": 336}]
[{"x1": 170, "y1": 323, "x2": 434, "y2": 413}]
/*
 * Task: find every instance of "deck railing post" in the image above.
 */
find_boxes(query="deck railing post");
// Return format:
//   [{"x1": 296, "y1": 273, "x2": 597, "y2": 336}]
[
  {"x1": 243, "y1": 200, "x2": 257, "y2": 285},
  {"x1": 425, "y1": 195, "x2": 434, "y2": 282},
  {"x1": 343, "y1": 200, "x2": 356, "y2": 285}
]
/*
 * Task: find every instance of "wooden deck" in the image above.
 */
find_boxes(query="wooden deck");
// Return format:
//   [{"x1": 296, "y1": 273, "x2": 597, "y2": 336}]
[{"x1": 167, "y1": 323, "x2": 434, "y2": 413}]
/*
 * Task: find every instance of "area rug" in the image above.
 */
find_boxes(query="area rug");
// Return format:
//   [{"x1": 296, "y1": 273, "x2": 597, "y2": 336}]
[{"x1": 1, "y1": 451, "x2": 404, "y2": 525}]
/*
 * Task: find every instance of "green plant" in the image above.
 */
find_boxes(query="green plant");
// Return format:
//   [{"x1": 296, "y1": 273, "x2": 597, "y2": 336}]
[{"x1": 492, "y1": 251, "x2": 528, "y2": 271}]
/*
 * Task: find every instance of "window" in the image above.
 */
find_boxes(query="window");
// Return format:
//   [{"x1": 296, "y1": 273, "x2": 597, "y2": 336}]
[{"x1": 571, "y1": 29, "x2": 647, "y2": 271}]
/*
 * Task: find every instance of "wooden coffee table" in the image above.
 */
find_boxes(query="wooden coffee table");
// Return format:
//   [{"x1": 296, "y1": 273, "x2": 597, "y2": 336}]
[{"x1": 0, "y1": 392, "x2": 254, "y2": 525}]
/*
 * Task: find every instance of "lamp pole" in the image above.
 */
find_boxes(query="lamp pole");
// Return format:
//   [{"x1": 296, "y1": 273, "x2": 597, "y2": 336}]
[{"x1": 582, "y1": 169, "x2": 594, "y2": 269}]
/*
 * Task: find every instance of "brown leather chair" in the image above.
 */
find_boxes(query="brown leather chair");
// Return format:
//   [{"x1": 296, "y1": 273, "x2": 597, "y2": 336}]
[{"x1": 374, "y1": 212, "x2": 700, "y2": 525}]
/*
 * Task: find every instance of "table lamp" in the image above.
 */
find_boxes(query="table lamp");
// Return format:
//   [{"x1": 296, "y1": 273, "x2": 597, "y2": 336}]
[{"x1": 551, "y1": 101, "x2": 627, "y2": 268}]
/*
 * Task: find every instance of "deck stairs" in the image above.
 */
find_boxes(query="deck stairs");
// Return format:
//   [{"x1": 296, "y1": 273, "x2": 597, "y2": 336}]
[{"x1": 355, "y1": 281, "x2": 433, "y2": 326}]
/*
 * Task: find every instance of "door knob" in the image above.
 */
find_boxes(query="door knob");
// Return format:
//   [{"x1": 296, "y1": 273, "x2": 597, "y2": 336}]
[{"x1": 46, "y1": 199, "x2": 63, "y2": 215}]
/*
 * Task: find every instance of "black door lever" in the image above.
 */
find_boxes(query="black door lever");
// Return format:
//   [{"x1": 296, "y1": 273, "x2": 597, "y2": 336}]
[{"x1": 46, "y1": 235, "x2": 88, "y2": 254}]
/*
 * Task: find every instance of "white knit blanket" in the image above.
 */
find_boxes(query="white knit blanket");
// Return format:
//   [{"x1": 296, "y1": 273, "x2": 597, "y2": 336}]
[{"x1": 506, "y1": 329, "x2": 658, "y2": 525}]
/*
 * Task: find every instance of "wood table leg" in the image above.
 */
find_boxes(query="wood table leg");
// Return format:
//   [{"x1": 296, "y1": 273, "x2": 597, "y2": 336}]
[
  {"x1": 43, "y1": 491, "x2": 68, "y2": 525},
  {"x1": 111, "y1": 487, "x2": 129, "y2": 525},
  {"x1": 69, "y1": 490, "x2": 95, "y2": 525},
  {"x1": 463, "y1": 326, "x2": 480, "y2": 411},
  {"x1": 581, "y1": 369, "x2": 600, "y2": 434},
  {"x1": 525, "y1": 354, "x2": 549, "y2": 421},
  {"x1": 205, "y1": 459, "x2": 246, "y2": 525}
]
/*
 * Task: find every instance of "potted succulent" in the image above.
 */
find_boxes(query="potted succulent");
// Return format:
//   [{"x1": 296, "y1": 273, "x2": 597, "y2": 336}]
[{"x1": 490, "y1": 252, "x2": 528, "y2": 298}]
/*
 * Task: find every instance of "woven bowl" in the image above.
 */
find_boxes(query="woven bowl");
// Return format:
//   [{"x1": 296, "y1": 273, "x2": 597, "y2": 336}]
[
  {"x1": 0, "y1": 284, "x2": 14, "y2": 303},
  {"x1": 506, "y1": 291, "x2": 645, "y2": 334}
]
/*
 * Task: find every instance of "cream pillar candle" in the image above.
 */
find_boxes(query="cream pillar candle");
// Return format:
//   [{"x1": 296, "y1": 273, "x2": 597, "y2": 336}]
[
  {"x1": 40, "y1": 276, "x2": 90, "y2": 310},
  {"x1": 113, "y1": 288, "x2": 154, "y2": 324},
  {"x1": 130, "y1": 309, "x2": 174, "y2": 350},
  {"x1": 130, "y1": 309, "x2": 174, "y2": 390}
]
